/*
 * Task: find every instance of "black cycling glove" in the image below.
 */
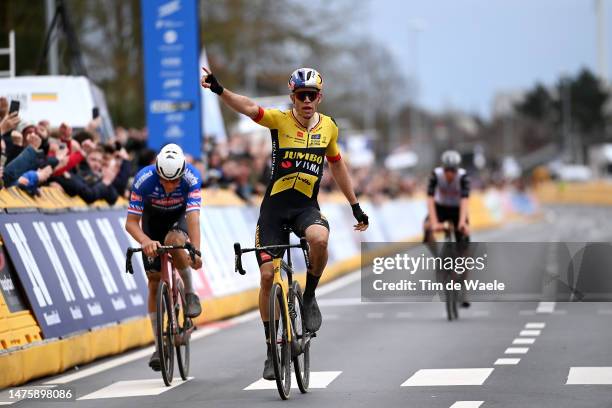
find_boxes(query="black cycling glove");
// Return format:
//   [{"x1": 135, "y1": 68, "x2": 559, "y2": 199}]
[
  {"x1": 205, "y1": 73, "x2": 224, "y2": 95},
  {"x1": 351, "y1": 203, "x2": 369, "y2": 225}
]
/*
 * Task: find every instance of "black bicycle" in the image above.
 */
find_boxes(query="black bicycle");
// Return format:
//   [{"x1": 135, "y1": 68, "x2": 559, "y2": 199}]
[
  {"x1": 234, "y1": 231, "x2": 314, "y2": 400},
  {"x1": 434, "y1": 223, "x2": 468, "y2": 321}
]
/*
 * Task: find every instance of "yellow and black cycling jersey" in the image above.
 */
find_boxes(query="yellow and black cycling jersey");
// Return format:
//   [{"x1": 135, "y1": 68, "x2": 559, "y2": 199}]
[{"x1": 253, "y1": 107, "x2": 341, "y2": 206}]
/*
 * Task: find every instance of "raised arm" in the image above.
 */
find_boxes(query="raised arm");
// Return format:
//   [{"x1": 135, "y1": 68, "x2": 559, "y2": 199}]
[{"x1": 200, "y1": 67, "x2": 259, "y2": 119}]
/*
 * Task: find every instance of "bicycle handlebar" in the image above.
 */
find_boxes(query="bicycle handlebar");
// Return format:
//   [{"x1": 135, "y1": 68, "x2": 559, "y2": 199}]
[
  {"x1": 125, "y1": 243, "x2": 201, "y2": 274},
  {"x1": 233, "y1": 237, "x2": 310, "y2": 275}
]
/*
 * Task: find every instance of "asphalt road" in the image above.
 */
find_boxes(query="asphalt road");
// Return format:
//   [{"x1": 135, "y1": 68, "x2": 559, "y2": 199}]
[{"x1": 3, "y1": 205, "x2": 612, "y2": 408}]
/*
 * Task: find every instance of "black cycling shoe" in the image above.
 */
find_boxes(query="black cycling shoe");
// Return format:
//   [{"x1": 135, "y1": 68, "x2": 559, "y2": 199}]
[
  {"x1": 263, "y1": 348, "x2": 275, "y2": 380},
  {"x1": 302, "y1": 295, "x2": 322, "y2": 332},
  {"x1": 185, "y1": 293, "x2": 202, "y2": 318},
  {"x1": 461, "y1": 301, "x2": 471, "y2": 308},
  {"x1": 149, "y1": 350, "x2": 161, "y2": 372}
]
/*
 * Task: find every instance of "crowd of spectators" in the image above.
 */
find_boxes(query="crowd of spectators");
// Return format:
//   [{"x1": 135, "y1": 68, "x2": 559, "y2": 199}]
[
  {"x1": 0, "y1": 97, "x2": 136, "y2": 204},
  {"x1": 201, "y1": 133, "x2": 419, "y2": 204},
  {"x1": 0, "y1": 96, "x2": 418, "y2": 206}
]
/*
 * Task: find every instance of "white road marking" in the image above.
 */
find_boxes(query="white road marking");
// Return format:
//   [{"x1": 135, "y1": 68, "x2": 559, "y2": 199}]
[
  {"x1": 504, "y1": 347, "x2": 529, "y2": 354},
  {"x1": 45, "y1": 271, "x2": 361, "y2": 386},
  {"x1": 401, "y1": 368, "x2": 494, "y2": 386},
  {"x1": 78, "y1": 378, "x2": 192, "y2": 400},
  {"x1": 396, "y1": 312, "x2": 414, "y2": 318},
  {"x1": 566, "y1": 367, "x2": 612, "y2": 385},
  {"x1": 244, "y1": 371, "x2": 342, "y2": 390},
  {"x1": 494, "y1": 358, "x2": 520, "y2": 365},
  {"x1": 536, "y1": 302, "x2": 555, "y2": 313},
  {"x1": 366, "y1": 312, "x2": 384, "y2": 319},
  {"x1": 519, "y1": 330, "x2": 541, "y2": 336},
  {"x1": 525, "y1": 322, "x2": 546, "y2": 329},
  {"x1": 513, "y1": 338, "x2": 535, "y2": 345},
  {"x1": 449, "y1": 401, "x2": 484, "y2": 408}
]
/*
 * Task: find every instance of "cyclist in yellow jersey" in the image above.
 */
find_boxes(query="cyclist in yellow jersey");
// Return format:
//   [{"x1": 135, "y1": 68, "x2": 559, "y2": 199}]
[{"x1": 201, "y1": 67, "x2": 369, "y2": 380}]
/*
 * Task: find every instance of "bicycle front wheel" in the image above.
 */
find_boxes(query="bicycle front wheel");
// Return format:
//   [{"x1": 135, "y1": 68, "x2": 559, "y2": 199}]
[
  {"x1": 291, "y1": 281, "x2": 310, "y2": 393},
  {"x1": 269, "y1": 282, "x2": 291, "y2": 400},
  {"x1": 175, "y1": 282, "x2": 190, "y2": 380},
  {"x1": 157, "y1": 281, "x2": 175, "y2": 386}
]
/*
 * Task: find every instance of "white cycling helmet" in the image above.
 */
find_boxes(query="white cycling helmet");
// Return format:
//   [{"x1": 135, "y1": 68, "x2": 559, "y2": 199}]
[
  {"x1": 288, "y1": 68, "x2": 323, "y2": 92},
  {"x1": 441, "y1": 150, "x2": 461, "y2": 169},
  {"x1": 156, "y1": 143, "x2": 186, "y2": 181}
]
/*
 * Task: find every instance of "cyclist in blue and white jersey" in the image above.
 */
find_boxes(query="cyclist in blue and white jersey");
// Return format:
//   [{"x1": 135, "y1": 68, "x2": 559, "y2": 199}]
[{"x1": 125, "y1": 143, "x2": 203, "y2": 371}]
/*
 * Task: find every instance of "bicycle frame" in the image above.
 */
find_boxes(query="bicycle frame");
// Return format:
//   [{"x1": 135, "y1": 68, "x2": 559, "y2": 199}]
[
  {"x1": 159, "y1": 252, "x2": 180, "y2": 340},
  {"x1": 272, "y1": 258, "x2": 292, "y2": 342},
  {"x1": 234, "y1": 237, "x2": 310, "y2": 344},
  {"x1": 125, "y1": 244, "x2": 199, "y2": 343}
]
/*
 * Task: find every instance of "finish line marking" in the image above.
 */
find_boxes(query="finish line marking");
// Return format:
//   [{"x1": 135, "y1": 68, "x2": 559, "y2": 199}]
[
  {"x1": 401, "y1": 368, "x2": 494, "y2": 386},
  {"x1": 78, "y1": 378, "x2": 193, "y2": 400},
  {"x1": 566, "y1": 367, "x2": 612, "y2": 385},
  {"x1": 449, "y1": 402, "x2": 484, "y2": 408},
  {"x1": 244, "y1": 371, "x2": 342, "y2": 390}
]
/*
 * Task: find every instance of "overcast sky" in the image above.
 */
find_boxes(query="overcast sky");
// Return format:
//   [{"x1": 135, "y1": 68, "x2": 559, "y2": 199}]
[{"x1": 367, "y1": 0, "x2": 612, "y2": 117}]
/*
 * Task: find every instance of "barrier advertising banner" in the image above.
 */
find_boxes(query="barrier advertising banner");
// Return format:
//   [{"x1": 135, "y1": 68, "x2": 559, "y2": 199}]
[{"x1": 0, "y1": 211, "x2": 148, "y2": 338}]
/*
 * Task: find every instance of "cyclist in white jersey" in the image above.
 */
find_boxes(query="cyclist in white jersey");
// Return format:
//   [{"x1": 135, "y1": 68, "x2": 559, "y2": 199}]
[
  {"x1": 423, "y1": 150, "x2": 471, "y2": 307},
  {"x1": 423, "y1": 150, "x2": 470, "y2": 243}
]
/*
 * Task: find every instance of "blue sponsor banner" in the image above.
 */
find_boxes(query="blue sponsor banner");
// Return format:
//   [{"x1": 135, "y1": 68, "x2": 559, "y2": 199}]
[
  {"x1": 141, "y1": 0, "x2": 202, "y2": 157},
  {"x1": 0, "y1": 210, "x2": 148, "y2": 339}
]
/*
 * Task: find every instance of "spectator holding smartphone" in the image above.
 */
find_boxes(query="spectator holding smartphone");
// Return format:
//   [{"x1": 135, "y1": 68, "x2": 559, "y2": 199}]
[
  {"x1": 0, "y1": 111, "x2": 21, "y2": 165},
  {"x1": 2, "y1": 123, "x2": 59, "y2": 195}
]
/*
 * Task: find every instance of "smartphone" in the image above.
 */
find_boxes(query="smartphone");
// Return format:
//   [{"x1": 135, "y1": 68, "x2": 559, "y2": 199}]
[
  {"x1": 92, "y1": 107, "x2": 100, "y2": 119},
  {"x1": 9, "y1": 100, "x2": 20, "y2": 115}
]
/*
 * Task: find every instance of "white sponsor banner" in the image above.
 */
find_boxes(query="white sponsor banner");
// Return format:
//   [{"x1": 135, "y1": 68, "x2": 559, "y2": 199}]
[{"x1": 197, "y1": 199, "x2": 429, "y2": 298}]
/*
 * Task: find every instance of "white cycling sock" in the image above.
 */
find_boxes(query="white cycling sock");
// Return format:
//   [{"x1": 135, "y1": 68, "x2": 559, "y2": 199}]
[
  {"x1": 149, "y1": 312, "x2": 158, "y2": 351},
  {"x1": 179, "y1": 267, "x2": 195, "y2": 294}
]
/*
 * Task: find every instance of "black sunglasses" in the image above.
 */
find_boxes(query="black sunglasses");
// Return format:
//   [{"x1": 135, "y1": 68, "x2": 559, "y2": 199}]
[{"x1": 294, "y1": 90, "x2": 319, "y2": 102}]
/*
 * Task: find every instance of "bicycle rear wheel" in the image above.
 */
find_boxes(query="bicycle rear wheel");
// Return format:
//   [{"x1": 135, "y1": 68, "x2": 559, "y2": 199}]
[
  {"x1": 269, "y1": 283, "x2": 291, "y2": 400},
  {"x1": 175, "y1": 282, "x2": 190, "y2": 380},
  {"x1": 156, "y1": 281, "x2": 175, "y2": 386},
  {"x1": 291, "y1": 281, "x2": 310, "y2": 393}
]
